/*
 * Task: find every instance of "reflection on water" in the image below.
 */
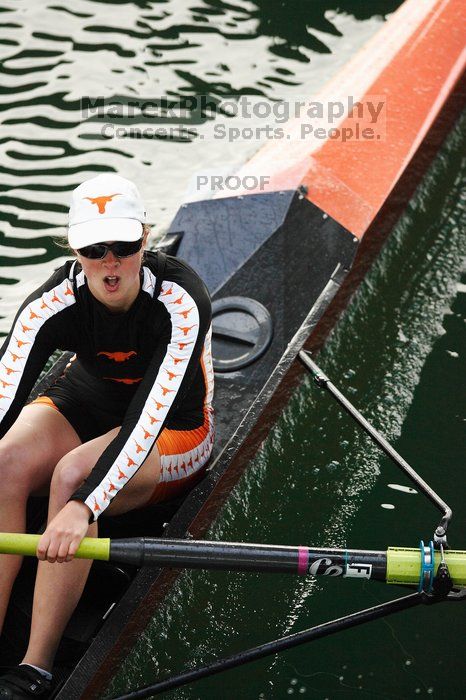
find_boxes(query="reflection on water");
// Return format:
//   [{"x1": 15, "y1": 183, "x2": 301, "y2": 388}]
[
  {"x1": 253, "y1": 0, "x2": 401, "y2": 60},
  {"x1": 0, "y1": 0, "x2": 400, "y2": 334}
]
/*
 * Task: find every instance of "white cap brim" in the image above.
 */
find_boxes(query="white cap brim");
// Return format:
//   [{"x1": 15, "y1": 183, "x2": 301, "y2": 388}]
[{"x1": 68, "y1": 218, "x2": 143, "y2": 249}]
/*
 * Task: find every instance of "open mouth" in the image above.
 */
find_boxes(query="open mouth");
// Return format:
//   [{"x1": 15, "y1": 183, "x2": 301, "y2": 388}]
[{"x1": 103, "y1": 276, "x2": 120, "y2": 292}]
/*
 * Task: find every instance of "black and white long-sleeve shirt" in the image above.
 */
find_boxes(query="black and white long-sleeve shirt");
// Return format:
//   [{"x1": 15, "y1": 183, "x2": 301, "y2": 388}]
[{"x1": 0, "y1": 251, "x2": 214, "y2": 518}]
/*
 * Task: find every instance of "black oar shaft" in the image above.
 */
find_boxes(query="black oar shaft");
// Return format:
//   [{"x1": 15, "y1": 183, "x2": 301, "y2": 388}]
[
  {"x1": 110, "y1": 538, "x2": 387, "y2": 580},
  {"x1": 299, "y1": 351, "x2": 452, "y2": 538},
  {"x1": 111, "y1": 593, "x2": 423, "y2": 699}
]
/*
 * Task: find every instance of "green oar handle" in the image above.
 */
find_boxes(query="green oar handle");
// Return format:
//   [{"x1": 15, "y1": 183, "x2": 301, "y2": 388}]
[{"x1": 0, "y1": 533, "x2": 110, "y2": 560}]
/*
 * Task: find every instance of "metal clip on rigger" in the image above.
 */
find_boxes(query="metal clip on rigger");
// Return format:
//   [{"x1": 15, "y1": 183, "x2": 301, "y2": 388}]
[{"x1": 431, "y1": 543, "x2": 453, "y2": 598}]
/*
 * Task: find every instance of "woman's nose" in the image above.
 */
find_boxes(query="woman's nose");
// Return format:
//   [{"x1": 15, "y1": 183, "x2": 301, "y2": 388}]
[{"x1": 102, "y1": 249, "x2": 120, "y2": 264}]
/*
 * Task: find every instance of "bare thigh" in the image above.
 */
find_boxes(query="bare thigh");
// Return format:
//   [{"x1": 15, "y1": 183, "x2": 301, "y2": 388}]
[
  {"x1": 62, "y1": 427, "x2": 162, "y2": 516},
  {"x1": 0, "y1": 404, "x2": 81, "y2": 495}
]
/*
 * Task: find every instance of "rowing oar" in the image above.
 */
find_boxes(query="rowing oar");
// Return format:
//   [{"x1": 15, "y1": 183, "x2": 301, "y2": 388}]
[{"x1": 0, "y1": 534, "x2": 465, "y2": 588}]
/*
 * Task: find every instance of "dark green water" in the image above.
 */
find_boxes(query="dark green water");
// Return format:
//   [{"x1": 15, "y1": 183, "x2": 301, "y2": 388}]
[{"x1": 0, "y1": 1, "x2": 464, "y2": 698}]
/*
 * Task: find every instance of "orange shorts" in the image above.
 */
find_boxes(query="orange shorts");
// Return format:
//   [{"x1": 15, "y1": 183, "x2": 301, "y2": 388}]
[{"x1": 148, "y1": 405, "x2": 214, "y2": 504}]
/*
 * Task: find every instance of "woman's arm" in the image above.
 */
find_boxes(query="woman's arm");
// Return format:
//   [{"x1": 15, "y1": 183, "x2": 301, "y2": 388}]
[{"x1": 0, "y1": 262, "x2": 77, "y2": 438}]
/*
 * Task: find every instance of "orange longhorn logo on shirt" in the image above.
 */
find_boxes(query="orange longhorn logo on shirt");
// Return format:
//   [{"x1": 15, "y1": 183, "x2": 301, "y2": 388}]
[
  {"x1": 104, "y1": 377, "x2": 142, "y2": 384},
  {"x1": 14, "y1": 337, "x2": 30, "y2": 348},
  {"x1": 2, "y1": 364, "x2": 19, "y2": 375},
  {"x1": 176, "y1": 307, "x2": 194, "y2": 319},
  {"x1": 124, "y1": 453, "x2": 137, "y2": 468},
  {"x1": 84, "y1": 193, "x2": 121, "y2": 214},
  {"x1": 179, "y1": 325, "x2": 197, "y2": 336},
  {"x1": 98, "y1": 351, "x2": 137, "y2": 362},
  {"x1": 158, "y1": 383, "x2": 175, "y2": 396},
  {"x1": 133, "y1": 439, "x2": 146, "y2": 454},
  {"x1": 169, "y1": 354, "x2": 184, "y2": 365},
  {"x1": 145, "y1": 411, "x2": 160, "y2": 425}
]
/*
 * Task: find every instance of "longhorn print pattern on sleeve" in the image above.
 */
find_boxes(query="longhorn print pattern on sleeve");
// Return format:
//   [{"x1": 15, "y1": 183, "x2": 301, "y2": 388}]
[{"x1": 0, "y1": 276, "x2": 76, "y2": 421}]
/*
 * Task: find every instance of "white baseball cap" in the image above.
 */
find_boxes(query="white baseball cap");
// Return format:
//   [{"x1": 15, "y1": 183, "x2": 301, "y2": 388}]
[{"x1": 68, "y1": 174, "x2": 146, "y2": 249}]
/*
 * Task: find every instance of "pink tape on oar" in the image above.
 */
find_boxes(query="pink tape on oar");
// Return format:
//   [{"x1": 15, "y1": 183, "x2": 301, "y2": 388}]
[{"x1": 297, "y1": 546, "x2": 309, "y2": 575}]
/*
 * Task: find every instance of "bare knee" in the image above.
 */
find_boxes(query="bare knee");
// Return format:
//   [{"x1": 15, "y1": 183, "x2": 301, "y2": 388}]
[
  {"x1": 50, "y1": 451, "x2": 90, "y2": 501},
  {"x1": 0, "y1": 440, "x2": 39, "y2": 498}
]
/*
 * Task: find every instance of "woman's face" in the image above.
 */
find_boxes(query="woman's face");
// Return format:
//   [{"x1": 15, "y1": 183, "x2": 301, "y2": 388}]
[{"x1": 76, "y1": 229, "x2": 149, "y2": 312}]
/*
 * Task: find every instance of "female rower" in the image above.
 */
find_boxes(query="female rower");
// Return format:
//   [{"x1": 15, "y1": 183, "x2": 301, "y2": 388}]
[{"x1": 0, "y1": 174, "x2": 214, "y2": 698}]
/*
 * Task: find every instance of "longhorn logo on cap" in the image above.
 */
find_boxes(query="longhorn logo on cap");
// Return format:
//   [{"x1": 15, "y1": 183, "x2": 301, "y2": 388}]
[{"x1": 84, "y1": 193, "x2": 121, "y2": 214}]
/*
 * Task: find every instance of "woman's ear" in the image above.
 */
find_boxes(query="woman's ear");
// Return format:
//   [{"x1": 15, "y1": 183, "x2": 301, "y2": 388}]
[{"x1": 141, "y1": 225, "x2": 151, "y2": 253}]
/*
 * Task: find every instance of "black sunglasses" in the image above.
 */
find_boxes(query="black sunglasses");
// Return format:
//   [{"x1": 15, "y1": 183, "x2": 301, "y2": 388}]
[{"x1": 77, "y1": 238, "x2": 143, "y2": 260}]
